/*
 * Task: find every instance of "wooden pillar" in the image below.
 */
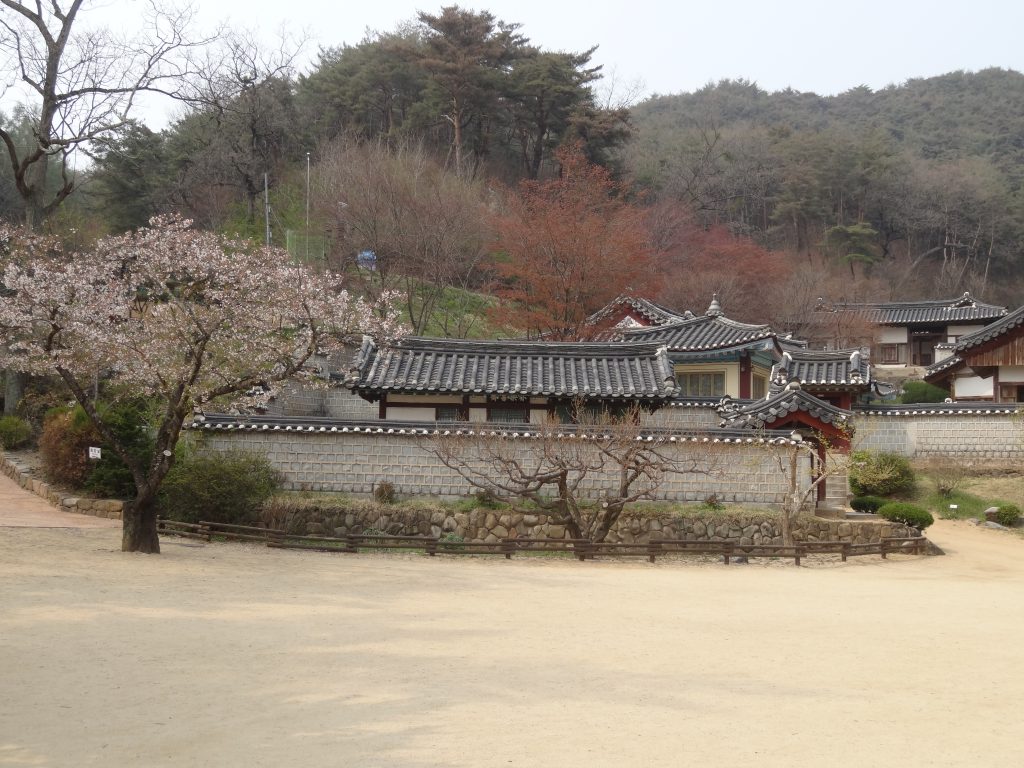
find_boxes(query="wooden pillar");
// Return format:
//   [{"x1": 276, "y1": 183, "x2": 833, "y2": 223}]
[{"x1": 739, "y1": 353, "x2": 751, "y2": 399}]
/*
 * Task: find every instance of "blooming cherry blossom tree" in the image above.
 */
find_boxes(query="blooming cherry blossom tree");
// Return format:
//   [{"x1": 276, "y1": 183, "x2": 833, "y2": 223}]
[{"x1": 0, "y1": 217, "x2": 404, "y2": 552}]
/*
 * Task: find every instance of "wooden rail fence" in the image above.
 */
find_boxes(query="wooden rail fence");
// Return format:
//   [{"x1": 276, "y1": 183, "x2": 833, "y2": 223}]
[{"x1": 156, "y1": 519, "x2": 929, "y2": 564}]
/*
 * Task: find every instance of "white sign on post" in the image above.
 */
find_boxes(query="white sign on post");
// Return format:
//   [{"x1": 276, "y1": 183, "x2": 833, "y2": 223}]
[{"x1": 88, "y1": 446, "x2": 102, "y2": 460}]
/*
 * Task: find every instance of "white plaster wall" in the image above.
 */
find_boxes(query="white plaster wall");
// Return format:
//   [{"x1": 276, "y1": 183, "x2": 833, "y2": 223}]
[
  {"x1": 953, "y1": 375, "x2": 994, "y2": 398},
  {"x1": 999, "y1": 366, "x2": 1024, "y2": 383},
  {"x1": 880, "y1": 327, "x2": 909, "y2": 343},
  {"x1": 386, "y1": 406, "x2": 436, "y2": 421},
  {"x1": 948, "y1": 324, "x2": 984, "y2": 339}
]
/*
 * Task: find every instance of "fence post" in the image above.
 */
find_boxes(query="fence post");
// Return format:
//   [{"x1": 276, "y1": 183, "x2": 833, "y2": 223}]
[{"x1": 647, "y1": 540, "x2": 661, "y2": 563}]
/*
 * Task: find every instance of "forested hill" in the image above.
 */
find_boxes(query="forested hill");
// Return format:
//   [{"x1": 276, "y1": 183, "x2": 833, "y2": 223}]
[
  {"x1": 625, "y1": 69, "x2": 1024, "y2": 303},
  {"x1": 634, "y1": 68, "x2": 1024, "y2": 173}
]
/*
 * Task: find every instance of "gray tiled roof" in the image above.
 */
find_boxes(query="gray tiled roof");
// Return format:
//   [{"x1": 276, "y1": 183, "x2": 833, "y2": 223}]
[
  {"x1": 345, "y1": 336, "x2": 680, "y2": 400},
  {"x1": 622, "y1": 314, "x2": 775, "y2": 352},
  {"x1": 923, "y1": 353, "x2": 964, "y2": 379},
  {"x1": 944, "y1": 304, "x2": 1024, "y2": 352},
  {"x1": 718, "y1": 387, "x2": 852, "y2": 430},
  {"x1": 854, "y1": 403, "x2": 1020, "y2": 416},
  {"x1": 188, "y1": 413, "x2": 801, "y2": 444},
  {"x1": 831, "y1": 292, "x2": 1006, "y2": 326},
  {"x1": 586, "y1": 295, "x2": 692, "y2": 328},
  {"x1": 924, "y1": 304, "x2": 1024, "y2": 380},
  {"x1": 771, "y1": 349, "x2": 870, "y2": 390}
]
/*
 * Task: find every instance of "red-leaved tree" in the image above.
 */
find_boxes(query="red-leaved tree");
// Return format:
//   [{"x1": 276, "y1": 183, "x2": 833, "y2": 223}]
[
  {"x1": 646, "y1": 201, "x2": 792, "y2": 322},
  {"x1": 489, "y1": 145, "x2": 658, "y2": 338}
]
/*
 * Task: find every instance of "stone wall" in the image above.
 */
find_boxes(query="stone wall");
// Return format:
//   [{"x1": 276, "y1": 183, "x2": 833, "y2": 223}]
[
  {"x1": 853, "y1": 410, "x2": 1024, "y2": 460},
  {"x1": 643, "y1": 403, "x2": 720, "y2": 430},
  {"x1": 196, "y1": 429, "x2": 811, "y2": 505},
  {"x1": 265, "y1": 502, "x2": 917, "y2": 545},
  {"x1": 0, "y1": 452, "x2": 124, "y2": 520},
  {"x1": 267, "y1": 382, "x2": 378, "y2": 420}
]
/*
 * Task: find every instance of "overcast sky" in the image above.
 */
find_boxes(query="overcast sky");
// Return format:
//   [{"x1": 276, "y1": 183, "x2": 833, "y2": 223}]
[{"x1": 4, "y1": 0, "x2": 1024, "y2": 128}]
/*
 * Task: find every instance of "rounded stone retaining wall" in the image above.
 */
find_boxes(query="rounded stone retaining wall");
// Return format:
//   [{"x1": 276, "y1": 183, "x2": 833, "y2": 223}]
[
  {"x1": 266, "y1": 503, "x2": 917, "y2": 545},
  {"x1": 1, "y1": 452, "x2": 124, "y2": 520}
]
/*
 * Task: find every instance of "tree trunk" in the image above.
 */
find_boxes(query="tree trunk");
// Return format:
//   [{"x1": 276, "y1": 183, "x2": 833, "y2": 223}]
[
  {"x1": 780, "y1": 510, "x2": 795, "y2": 548},
  {"x1": 122, "y1": 492, "x2": 161, "y2": 554},
  {"x1": 4, "y1": 370, "x2": 25, "y2": 416}
]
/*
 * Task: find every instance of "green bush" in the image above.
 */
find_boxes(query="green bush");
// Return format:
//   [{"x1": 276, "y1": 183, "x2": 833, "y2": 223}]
[
  {"x1": 83, "y1": 400, "x2": 154, "y2": 498},
  {"x1": 439, "y1": 532, "x2": 465, "y2": 551},
  {"x1": 849, "y1": 451, "x2": 916, "y2": 496},
  {"x1": 850, "y1": 495, "x2": 886, "y2": 513},
  {"x1": 899, "y1": 381, "x2": 950, "y2": 404},
  {"x1": 994, "y1": 504, "x2": 1021, "y2": 527},
  {"x1": 157, "y1": 448, "x2": 283, "y2": 525},
  {"x1": 37, "y1": 402, "x2": 153, "y2": 496},
  {"x1": 0, "y1": 415, "x2": 32, "y2": 449},
  {"x1": 877, "y1": 502, "x2": 934, "y2": 530}
]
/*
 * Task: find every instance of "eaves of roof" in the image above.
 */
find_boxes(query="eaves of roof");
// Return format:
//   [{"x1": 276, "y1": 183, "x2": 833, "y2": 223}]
[{"x1": 718, "y1": 387, "x2": 853, "y2": 430}]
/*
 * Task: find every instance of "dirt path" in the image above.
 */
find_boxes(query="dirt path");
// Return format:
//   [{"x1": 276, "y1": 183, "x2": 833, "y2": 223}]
[
  {"x1": 0, "y1": 471, "x2": 118, "y2": 529},
  {"x1": 0, "y1": 519, "x2": 1022, "y2": 767}
]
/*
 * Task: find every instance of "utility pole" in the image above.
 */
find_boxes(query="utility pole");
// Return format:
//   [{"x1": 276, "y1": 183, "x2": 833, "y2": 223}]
[
  {"x1": 305, "y1": 152, "x2": 311, "y2": 264},
  {"x1": 264, "y1": 172, "x2": 271, "y2": 247}
]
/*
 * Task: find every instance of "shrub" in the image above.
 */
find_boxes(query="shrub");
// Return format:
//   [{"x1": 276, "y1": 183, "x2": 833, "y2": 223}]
[
  {"x1": 38, "y1": 407, "x2": 96, "y2": 488},
  {"x1": 373, "y1": 481, "x2": 396, "y2": 504},
  {"x1": 994, "y1": 504, "x2": 1021, "y2": 527},
  {"x1": 900, "y1": 381, "x2": 949, "y2": 404},
  {"x1": 474, "y1": 488, "x2": 501, "y2": 508},
  {"x1": 157, "y1": 448, "x2": 283, "y2": 525},
  {"x1": 850, "y1": 495, "x2": 886, "y2": 513},
  {"x1": 37, "y1": 401, "x2": 153, "y2": 495},
  {"x1": 920, "y1": 457, "x2": 972, "y2": 497},
  {"x1": 0, "y1": 415, "x2": 32, "y2": 449},
  {"x1": 439, "y1": 532, "x2": 465, "y2": 551},
  {"x1": 877, "y1": 502, "x2": 934, "y2": 530},
  {"x1": 849, "y1": 451, "x2": 916, "y2": 496}
]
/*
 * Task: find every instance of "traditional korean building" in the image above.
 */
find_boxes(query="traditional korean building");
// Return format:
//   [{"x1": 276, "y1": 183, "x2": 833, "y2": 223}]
[
  {"x1": 621, "y1": 296, "x2": 779, "y2": 399},
  {"x1": 770, "y1": 347, "x2": 872, "y2": 409},
  {"x1": 583, "y1": 295, "x2": 692, "y2": 334},
  {"x1": 822, "y1": 292, "x2": 1007, "y2": 367},
  {"x1": 718, "y1": 383, "x2": 854, "y2": 507},
  {"x1": 924, "y1": 304, "x2": 1024, "y2": 402},
  {"x1": 344, "y1": 335, "x2": 680, "y2": 422}
]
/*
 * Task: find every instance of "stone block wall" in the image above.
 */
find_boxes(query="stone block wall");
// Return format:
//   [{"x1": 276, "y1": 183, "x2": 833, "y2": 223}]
[
  {"x1": 197, "y1": 429, "x2": 811, "y2": 505},
  {"x1": 854, "y1": 412, "x2": 1024, "y2": 460},
  {"x1": 643, "y1": 404, "x2": 719, "y2": 430},
  {"x1": 266, "y1": 382, "x2": 378, "y2": 420}
]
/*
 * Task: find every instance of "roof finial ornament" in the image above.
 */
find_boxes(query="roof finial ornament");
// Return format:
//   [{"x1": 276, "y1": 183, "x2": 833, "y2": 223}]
[{"x1": 706, "y1": 293, "x2": 723, "y2": 317}]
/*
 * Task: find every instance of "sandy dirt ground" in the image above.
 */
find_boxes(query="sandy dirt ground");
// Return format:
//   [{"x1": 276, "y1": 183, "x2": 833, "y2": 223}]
[{"x1": 2, "y1": 496, "x2": 1024, "y2": 767}]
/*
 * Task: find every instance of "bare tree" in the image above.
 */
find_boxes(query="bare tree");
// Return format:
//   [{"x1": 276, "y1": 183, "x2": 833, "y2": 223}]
[
  {"x1": 427, "y1": 404, "x2": 720, "y2": 542},
  {"x1": 167, "y1": 26, "x2": 306, "y2": 227},
  {"x1": 0, "y1": 0, "x2": 215, "y2": 229},
  {"x1": 313, "y1": 137, "x2": 490, "y2": 336},
  {"x1": 773, "y1": 429, "x2": 854, "y2": 546}
]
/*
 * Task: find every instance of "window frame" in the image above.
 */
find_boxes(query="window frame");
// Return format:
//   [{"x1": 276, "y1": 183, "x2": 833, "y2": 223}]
[{"x1": 678, "y1": 371, "x2": 726, "y2": 398}]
